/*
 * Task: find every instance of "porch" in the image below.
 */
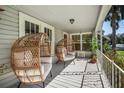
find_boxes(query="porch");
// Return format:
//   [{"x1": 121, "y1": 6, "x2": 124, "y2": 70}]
[
  {"x1": 10, "y1": 51, "x2": 111, "y2": 88},
  {"x1": 0, "y1": 5, "x2": 124, "y2": 88}
]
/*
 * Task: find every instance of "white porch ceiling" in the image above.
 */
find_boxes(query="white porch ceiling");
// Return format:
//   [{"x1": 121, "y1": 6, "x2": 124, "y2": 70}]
[{"x1": 12, "y1": 5, "x2": 101, "y2": 33}]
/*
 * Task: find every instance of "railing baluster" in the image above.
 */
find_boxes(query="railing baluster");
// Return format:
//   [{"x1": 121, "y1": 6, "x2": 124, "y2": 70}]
[
  {"x1": 114, "y1": 66, "x2": 116, "y2": 88},
  {"x1": 118, "y1": 70, "x2": 121, "y2": 88},
  {"x1": 121, "y1": 72, "x2": 124, "y2": 88},
  {"x1": 110, "y1": 62, "x2": 112, "y2": 85},
  {"x1": 97, "y1": 50, "x2": 124, "y2": 88},
  {"x1": 112, "y1": 63, "x2": 114, "y2": 88},
  {"x1": 117, "y1": 68, "x2": 119, "y2": 88},
  {"x1": 107, "y1": 61, "x2": 108, "y2": 78}
]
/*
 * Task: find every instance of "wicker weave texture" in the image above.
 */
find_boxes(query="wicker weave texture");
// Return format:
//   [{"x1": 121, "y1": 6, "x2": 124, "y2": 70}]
[{"x1": 11, "y1": 33, "x2": 51, "y2": 83}]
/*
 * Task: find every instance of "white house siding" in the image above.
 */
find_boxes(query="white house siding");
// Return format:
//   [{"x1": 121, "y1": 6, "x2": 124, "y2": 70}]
[{"x1": 0, "y1": 5, "x2": 19, "y2": 88}]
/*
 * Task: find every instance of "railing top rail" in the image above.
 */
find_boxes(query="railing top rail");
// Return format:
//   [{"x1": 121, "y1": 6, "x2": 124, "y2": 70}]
[{"x1": 97, "y1": 49, "x2": 124, "y2": 74}]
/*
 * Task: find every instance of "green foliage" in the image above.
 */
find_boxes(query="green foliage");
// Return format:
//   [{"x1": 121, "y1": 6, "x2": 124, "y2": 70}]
[
  {"x1": 117, "y1": 36, "x2": 124, "y2": 44},
  {"x1": 114, "y1": 53, "x2": 124, "y2": 70},
  {"x1": 105, "y1": 50, "x2": 124, "y2": 70},
  {"x1": 105, "y1": 6, "x2": 121, "y2": 30},
  {"x1": 92, "y1": 35, "x2": 98, "y2": 53},
  {"x1": 103, "y1": 42, "x2": 112, "y2": 53},
  {"x1": 117, "y1": 51, "x2": 124, "y2": 56}
]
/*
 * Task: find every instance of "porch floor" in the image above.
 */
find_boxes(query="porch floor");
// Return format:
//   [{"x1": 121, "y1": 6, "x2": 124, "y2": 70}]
[
  {"x1": 13, "y1": 58, "x2": 111, "y2": 88},
  {"x1": 46, "y1": 58, "x2": 111, "y2": 88}
]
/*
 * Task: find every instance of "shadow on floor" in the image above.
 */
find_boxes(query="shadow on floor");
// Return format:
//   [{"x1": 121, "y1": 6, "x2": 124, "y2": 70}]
[{"x1": 11, "y1": 60, "x2": 72, "y2": 88}]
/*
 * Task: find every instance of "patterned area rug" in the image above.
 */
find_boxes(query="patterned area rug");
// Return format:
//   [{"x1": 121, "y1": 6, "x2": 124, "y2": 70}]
[
  {"x1": 46, "y1": 59, "x2": 87, "y2": 88},
  {"x1": 46, "y1": 58, "x2": 111, "y2": 88},
  {"x1": 60, "y1": 71, "x2": 102, "y2": 75}
]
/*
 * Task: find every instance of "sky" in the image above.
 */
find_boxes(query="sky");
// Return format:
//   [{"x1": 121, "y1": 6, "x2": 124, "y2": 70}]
[{"x1": 102, "y1": 20, "x2": 124, "y2": 35}]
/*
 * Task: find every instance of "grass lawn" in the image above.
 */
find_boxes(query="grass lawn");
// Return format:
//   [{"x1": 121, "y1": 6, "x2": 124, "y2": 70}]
[{"x1": 117, "y1": 51, "x2": 124, "y2": 56}]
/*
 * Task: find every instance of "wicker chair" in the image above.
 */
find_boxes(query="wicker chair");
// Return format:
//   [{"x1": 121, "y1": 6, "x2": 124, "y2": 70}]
[
  {"x1": 11, "y1": 33, "x2": 52, "y2": 88},
  {"x1": 56, "y1": 39, "x2": 75, "y2": 67}
]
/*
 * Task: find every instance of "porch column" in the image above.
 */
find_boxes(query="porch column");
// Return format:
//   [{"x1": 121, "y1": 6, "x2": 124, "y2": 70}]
[
  {"x1": 80, "y1": 33, "x2": 82, "y2": 51},
  {"x1": 100, "y1": 30, "x2": 103, "y2": 52},
  {"x1": 100, "y1": 29, "x2": 103, "y2": 72}
]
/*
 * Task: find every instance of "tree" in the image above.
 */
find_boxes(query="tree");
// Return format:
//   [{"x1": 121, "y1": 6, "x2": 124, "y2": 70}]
[{"x1": 105, "y1": 6, "x2": 121, "y2": 53}]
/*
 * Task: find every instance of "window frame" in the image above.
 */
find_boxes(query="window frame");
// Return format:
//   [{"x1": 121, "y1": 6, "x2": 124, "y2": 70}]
[
  {"x1": 19, "y1": 12, "x2": 55, "y2": 55},
  {"x1": 19, "y1": 12, "x2": 41, "y2": 37},
  {"x1": 44, "y1": 27, "x2": 52, "y2": 42},
  {"x1": 70, "y1": 32, "x2": 92, "y2": 51}
]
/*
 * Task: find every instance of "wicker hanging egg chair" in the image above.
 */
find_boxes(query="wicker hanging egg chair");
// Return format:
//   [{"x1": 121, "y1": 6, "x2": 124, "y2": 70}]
[
  {"x1": 11, "y1": 33, "x2": 52, "y2": 88},
  {"x1": 56, "y1": 38, "x2": 75, "y2": 67}
]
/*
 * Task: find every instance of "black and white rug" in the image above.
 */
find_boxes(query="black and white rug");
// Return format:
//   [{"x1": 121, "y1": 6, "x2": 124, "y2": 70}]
[{"x1": 46, "y1": 58, "x2": 111, "y2": 88}]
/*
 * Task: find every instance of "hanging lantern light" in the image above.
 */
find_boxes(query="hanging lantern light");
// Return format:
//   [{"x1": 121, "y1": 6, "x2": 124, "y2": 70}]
[{"x1": 69, "y1": 18, "x2": 75, "y2": 24}]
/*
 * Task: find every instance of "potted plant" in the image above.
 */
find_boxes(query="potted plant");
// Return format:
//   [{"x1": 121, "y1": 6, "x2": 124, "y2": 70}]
[
  {"x1": 90, "y1": 35, "x2": 98, "y2": 63},
  {"x1": 90, "y1": 54, "x2": 97, "y2": 63}
]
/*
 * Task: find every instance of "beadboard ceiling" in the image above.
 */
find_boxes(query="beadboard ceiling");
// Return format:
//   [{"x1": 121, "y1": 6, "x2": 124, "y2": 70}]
[{"x1": 12, "y1": 5, "x2": 101, "y2": 33}]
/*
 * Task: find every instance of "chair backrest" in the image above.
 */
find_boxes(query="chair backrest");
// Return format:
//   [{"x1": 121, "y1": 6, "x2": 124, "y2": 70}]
[
  {"x1": 56, "y1": 38, "x2": 74, "y2": 61},
  {"x1": 11, "y1": 33, "x2": 51, "y2": 83}
]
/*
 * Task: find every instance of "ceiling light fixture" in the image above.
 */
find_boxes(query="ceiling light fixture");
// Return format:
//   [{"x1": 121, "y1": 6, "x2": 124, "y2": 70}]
[{"x1": 69, "y1": 18, "x2": 75, "y2": 24}]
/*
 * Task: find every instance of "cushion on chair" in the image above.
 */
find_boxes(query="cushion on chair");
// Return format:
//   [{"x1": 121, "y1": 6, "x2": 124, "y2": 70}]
[
  {"x1": 64, "y1": 55, "x2": 75, "y2": 61},
  {"x1": 15, "y1": 56, "x2": 52, "y2": 83},
  {"x1": 15, "y1": 69, "x2": 43, "y2": 83},
  {"x1": 59, "y1": 47, "x2": 75, "y2": 61},
  {"x1": 15, "y1": 69, "x2": 41, "y2": 76},
  {"x1": 19, "y1": 76, "x2": 42, "y2": 83},
  {"x1": 62, "y1": 47, "x2": 67, "y2": 59},
  {"x1": 41, "y1": 63, "x2": 52, "y2": 80},
  {"x1": 16, "y1": 62, "x2": 52, "y2": 82},
  {"x1": 40, "y1": 57, "x2": 52, "y2": 80}
]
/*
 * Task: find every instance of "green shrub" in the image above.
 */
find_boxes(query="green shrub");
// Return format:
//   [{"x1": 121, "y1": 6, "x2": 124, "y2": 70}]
[
  {"x1": 105, "y1": 51, "x2": 124, "y2": 70},
  {"x1": 92, "y1": 35, "x2": 98, "y2": 53}
]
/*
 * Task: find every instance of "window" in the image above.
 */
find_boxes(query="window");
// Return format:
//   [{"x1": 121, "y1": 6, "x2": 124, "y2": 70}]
[
  {"x1": 36, "y1": 25, "x2": 39, "y2": 33},
  {"x1": 82, "y1": 33, "x2": 92, "y2": 51},
  {"x1": 64, "y1": 34, "x2": 67, "y2": 39},
  {"x1": 44, "y1": 27, "x2": 52, "y2": 41},
  {"x1": 25, "y1": 21, "x2": 30, "y2": 34},
  {"x1": 25, "y1": 20, "x2": 40, "y2": 35},
  {"x1": 72, "y1": 35, "x2": 80, "y2": 50},
  {"x1": 19, "y1": 12, "x2": 55, "y2": 56},
  {"x1": 31, "y1": 23, "x2": 35, "y2": 34}
]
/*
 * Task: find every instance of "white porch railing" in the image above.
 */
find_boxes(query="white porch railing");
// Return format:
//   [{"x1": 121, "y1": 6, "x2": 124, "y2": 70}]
[{"x1": 97, "y1": 50, "x2": 124, "y2": 88}]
